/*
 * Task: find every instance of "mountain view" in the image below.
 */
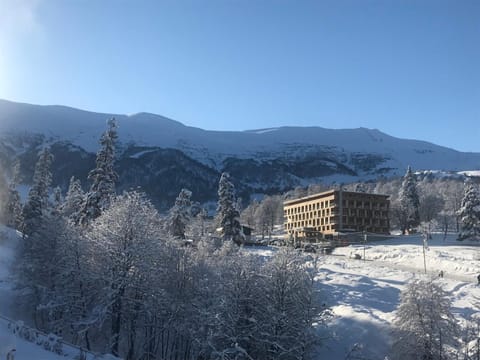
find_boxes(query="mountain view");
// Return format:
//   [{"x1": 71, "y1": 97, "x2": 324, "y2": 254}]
[
  {"x1": 1, "y1": 1, "x2": 479, "y2": 360},
  {"x1": 1, "y1": 99, "x2": 478, "y2": 209}
]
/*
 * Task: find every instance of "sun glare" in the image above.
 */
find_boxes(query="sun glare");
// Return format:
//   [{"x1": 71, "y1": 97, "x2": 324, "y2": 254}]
[{"x1": 0, "y1": 48, "x2": 8, "y2": 96}]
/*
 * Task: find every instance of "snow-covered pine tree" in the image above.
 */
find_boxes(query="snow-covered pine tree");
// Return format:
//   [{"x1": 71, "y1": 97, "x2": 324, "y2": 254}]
[
  {"x1": 21, "y1": 147, "x2": 53, "y2": 236},
  {"x1": 398, "y1": 166, "x2": 420, "y2": 234},
  {"x1": 79, "y1": 118, "x2": 118, "y2": 225},
  {"x1": 457, "y1": 177, "x2": 480, "y2": 240},
  {"x1": 5, "y1": 184, "x2": 22, "y2": 229},
  {"x1": 167, "y1": 188, "x2": 192, "y2": 239},
  {"x1": 216, "y1": 172, "x2": 243, "y2": 245},
  {"x1": 0, "y1": 170, "x2": 9, "y2": 224},
  {"x1": 391, "y1": 279, "x2": 458, "y2": 360},
  {"x1": 60, "y1": 176, "x2": 85, "y2": 224},
  {"x1": 4, "y1": 161, "x2": 23, "y2": 228},
  {"x1": 52, "y1": 186, "x2": 63, "y2": 212}
]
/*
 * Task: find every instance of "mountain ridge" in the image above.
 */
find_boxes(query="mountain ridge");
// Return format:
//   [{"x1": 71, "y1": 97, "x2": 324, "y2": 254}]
[
  {"x1": 1, "y1": 98, "x2": 470, "y2": 155},
  {"x1": 0, "y1": 99, "x2": 478, "y2": 208}
]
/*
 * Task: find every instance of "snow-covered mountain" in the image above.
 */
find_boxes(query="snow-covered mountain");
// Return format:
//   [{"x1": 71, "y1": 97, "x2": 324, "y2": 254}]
[{"x1": 0, "y1": 99, "x2": 479, "y2": 207}]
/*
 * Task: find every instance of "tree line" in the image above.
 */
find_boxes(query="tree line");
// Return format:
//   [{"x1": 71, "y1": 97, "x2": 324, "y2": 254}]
[
  {"x1": 0, "y1": 119, "x2": 325, "y2": 360},
  {"x1": 240, "y1": 167, "x2": 480, "y2": 241}
]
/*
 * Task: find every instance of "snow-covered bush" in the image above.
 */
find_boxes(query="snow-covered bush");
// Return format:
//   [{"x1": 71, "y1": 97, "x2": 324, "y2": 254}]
[
  {"x1": 43, "y1": 333, "x2": 63, "y2": 354},
  {"x1": 391, "y1": 279, "x2": 458, "y2": 360}
]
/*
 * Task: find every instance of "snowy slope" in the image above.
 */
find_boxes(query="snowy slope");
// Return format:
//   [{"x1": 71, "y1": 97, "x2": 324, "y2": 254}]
[
  {"x1": 246, "y1": 234, "x2": 480, "y2": 359},
  {"x1": 1, "y1": 99, "x2": 479, "y2": 173},
  {"x1": 0, "y1": 227, "x2": 21, "y2": 320},
  {"x1": 317, "y1": 234, "x2": 480, "y2": 359},
  {"x1": 0, "y1": 324, "x2": 65, "y2": 360}
]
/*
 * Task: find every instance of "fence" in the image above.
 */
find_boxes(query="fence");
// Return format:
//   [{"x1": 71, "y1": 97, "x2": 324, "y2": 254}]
[{"x1": 0, "y1": 313, "x2": 119, "y2": 360}]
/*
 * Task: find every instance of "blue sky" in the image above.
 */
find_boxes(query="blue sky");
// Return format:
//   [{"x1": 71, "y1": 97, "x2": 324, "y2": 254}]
[{"x1": 0, "y1": 0, "x2": 479, "y2": 151}]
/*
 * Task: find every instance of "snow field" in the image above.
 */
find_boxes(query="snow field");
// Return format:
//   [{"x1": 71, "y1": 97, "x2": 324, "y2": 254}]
[{"x1": 312, "y1": 233, "x2": 480, "y2": 359}]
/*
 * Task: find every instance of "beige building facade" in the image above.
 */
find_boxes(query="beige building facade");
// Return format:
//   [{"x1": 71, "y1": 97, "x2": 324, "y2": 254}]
[{"x1": 284, "y1": 190, "x2": 390, "y2": 238}]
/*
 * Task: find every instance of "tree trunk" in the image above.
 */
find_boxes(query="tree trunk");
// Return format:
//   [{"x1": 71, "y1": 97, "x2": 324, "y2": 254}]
[{"x1": 111, "y1": 294, "x2": 123, "y2": 356}]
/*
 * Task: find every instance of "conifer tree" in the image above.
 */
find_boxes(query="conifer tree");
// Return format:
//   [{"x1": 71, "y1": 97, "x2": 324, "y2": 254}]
[
  {"x1": 21, "y1": 147, "x2": 53, "y2": 235},
  {"x1": 0, "y1": 170, "x2": 9, "y2": 224},
  {"x1": 79, "y1": 118, "x2": 118, "y2": 225},
  {"x1": 4, "y1": 161, "x2": 23, "y2": 229},
  {"x1": 52, "y1": 186, "x2": 63, "y2": 211},
  {"x1": 398, "y1": 166, "x2": 420, "y2": 234},
  {"x1": 5, "y1": 185, "x2": 22, "y2": 229},
  {"x1": 216, "y1": 172, "x2": 243, "y2": 245},
  {"x1": 167, "y1": 188, "x2": 192, "y2": 239},
  {"x1": 61, "y1": 176, "x2": 85, "y2": 224},
  {"x1": 457, "y1": 177, "x2": 480, "y2": 240}
]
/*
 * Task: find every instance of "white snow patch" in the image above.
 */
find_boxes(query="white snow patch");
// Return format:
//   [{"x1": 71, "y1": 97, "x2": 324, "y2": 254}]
[
  {"x1": 248, "y1": 128, "x2": 280, "y2": 134},
  {"x1": 129, "y1": 149, "x2": 157, "y2": 159},
  {"x1": 458, "y1": 170, "x2": 480, "y2": 177}
]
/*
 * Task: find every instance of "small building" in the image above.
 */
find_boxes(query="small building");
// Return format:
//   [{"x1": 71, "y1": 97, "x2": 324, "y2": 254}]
[
  {"x1": 241, "y1": 225, "x2": 254, "y2": 243},
  {"x1": 214, "y1": 225, "x2": 255, "y2": 244},
  {"x1": 284, "y1": 189, "x2": 390, "y2": 240}
]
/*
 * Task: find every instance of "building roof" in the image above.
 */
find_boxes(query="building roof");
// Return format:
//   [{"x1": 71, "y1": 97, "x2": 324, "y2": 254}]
[{"x1": 283, "y1": 189, "x2": 389, "y2": 206}]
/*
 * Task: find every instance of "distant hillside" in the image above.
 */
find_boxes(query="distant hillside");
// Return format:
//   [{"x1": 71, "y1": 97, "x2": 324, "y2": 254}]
[{"x1": 0, "y1": 99, "x2": 479, "y2": 208}]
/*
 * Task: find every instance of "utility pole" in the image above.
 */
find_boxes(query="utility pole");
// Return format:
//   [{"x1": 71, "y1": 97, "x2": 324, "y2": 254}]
[
  {"x1": 476, "y1": 317, "x2": 480, "y2": 360},
  {"x1": 363, "y1": 231, "x2": 367, "y2": 262},
  {"x1": 422, "y1": 231, "x2": 428, "y2": 274}
]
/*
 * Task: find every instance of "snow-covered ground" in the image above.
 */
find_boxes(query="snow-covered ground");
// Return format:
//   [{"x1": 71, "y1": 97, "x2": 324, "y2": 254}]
[
  {"x1": 245, "y1": 233, "x2": 480, "y2": 359},
  {"x1": 3, "y1": 225, "x2": 480, "y2": 359},
  {"x1": 315, "y1": 233, "x2": 480, "y2": 359}
]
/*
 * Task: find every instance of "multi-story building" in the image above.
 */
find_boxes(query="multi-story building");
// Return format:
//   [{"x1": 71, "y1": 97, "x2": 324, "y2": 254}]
[{"x1": 283, "y1": 189, "x2": 390, "y2": 239}]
